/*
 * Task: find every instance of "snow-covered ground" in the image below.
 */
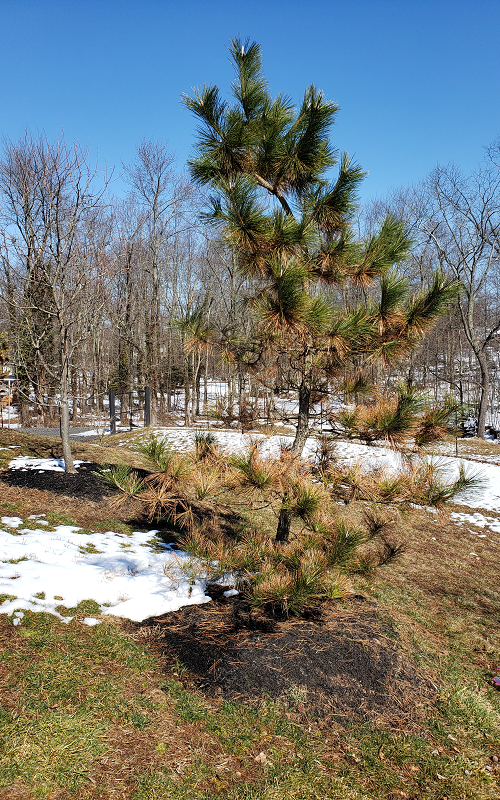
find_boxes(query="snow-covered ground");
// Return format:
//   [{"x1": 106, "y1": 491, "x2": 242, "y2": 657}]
[
  {"x1": 0, "y1": 518, "x2": 209, "y2": 623},
  {"x1": 1, "y1": 430, "x2": 499, "y2": 625},
  {"x1": 126, "y1": 428, "x2": 500, "y2": 513},
  {"x1": 9, "y1": 457, "x2": 89, "y2": 472},
  {"x1": 450, "y1": 510, "x2": 500, "y2": 535}
]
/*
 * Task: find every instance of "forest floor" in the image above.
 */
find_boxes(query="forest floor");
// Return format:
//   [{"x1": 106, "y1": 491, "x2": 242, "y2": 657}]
[{"x1": 0, "y1": 428, "x2": 499, "y2": 799}]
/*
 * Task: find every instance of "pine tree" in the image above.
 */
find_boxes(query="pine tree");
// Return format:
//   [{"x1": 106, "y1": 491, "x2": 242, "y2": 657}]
[{"x1": 184, "y1": 39, "x2": 459, "y2": 540}]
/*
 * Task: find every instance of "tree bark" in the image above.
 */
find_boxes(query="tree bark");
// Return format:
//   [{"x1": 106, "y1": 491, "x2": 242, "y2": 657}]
[
  {"x1": 477, "y1": 350, "x2": 490, "y2": 438},
  {"x1": 59, "y1": 357, "x2": 76, "y2": 473},
  {"x1": 276, "y1": 503, "x2": 292, "y2": 543},
  {"x1": 184, "y1": 356, "x2": 191, "y2": 427},
  {"x1": 195, "y1": 356, "x2": 201, "y2": 417},
  {"x1": 291, "y1": 383, "x2": 311, "y2": 455}
]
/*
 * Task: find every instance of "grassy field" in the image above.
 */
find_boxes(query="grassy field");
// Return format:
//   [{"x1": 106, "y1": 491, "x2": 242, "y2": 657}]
[{"x1": 0, "y1": 428, "x2": 499, "y2": 799}]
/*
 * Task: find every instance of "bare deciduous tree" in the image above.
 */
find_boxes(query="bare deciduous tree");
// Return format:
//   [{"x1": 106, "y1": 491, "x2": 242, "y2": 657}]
[
  {"x1": 0, "y1": 132, "x2": 112, "y2": 470},
  {"x1": 123, "y1": 140, "x2": 196, "y2": 421},
  {"x1": 416, "y1": 157, "x2": 500, "y2": 437}
]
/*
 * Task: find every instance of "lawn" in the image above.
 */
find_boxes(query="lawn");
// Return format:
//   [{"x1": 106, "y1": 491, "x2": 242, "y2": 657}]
[{"x1": 0, "y1": 428, "x2": 498, "y2": 799}]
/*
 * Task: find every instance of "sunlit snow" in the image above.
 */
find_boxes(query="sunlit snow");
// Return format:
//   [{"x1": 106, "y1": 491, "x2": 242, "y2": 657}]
[
  {"x1": 0, "y1": 522, "x2": 209, "y2": 623},
  {"x1": 9, "y1": 456, "x2": 88, "y2": 472}
]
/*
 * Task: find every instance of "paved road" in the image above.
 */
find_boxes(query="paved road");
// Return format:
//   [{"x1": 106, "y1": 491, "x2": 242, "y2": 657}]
[{"x1": 19, "y1": 427, "x2": 100, "y2": 442}]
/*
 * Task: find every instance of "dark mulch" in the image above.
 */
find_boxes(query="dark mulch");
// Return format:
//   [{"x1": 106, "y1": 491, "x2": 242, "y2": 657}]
[
  {"x1": 0, "y1": 462, "x2": 117, "y2": 502},
  {"x1": 141, "y1": 593, "x2": 436, "y2": 733}
]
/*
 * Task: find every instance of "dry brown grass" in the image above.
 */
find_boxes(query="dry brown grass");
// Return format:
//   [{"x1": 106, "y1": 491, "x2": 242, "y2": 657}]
[
  {"x1": 0, "y1": 428, "x2": 151, "y2": 471},
  {"x1": 0, "y1": 783, "x2": 36, "y2": 800},
  {"x1": 355, "y1": 500, "x2": 500, "y2": 684},
  {"x1": 0, "y1": 481, "x2": 132, "y2": 532},
  {"x1": 430, "y1": 434, "x2": 500, "y2": 463},
  {"x1": 0, "y1": 429, "x2": 154, "y2": 530},
  {"x1": 87, "y1": 715, "x2": 259, "y2": 800}
]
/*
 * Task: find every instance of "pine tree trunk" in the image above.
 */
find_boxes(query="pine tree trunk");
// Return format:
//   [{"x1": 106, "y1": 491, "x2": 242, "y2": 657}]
[
  {"x1": 276, "y1": 503, "x2": 292, "y2": 543},
  {"x1": 291, "y1": 383, "x2": 311, "y2": 455},
  {"x1": 277, "y1": 385, "x2": 312, "y2": 541}
]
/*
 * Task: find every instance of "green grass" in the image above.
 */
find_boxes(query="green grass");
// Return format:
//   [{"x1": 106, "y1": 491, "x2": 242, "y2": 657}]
[
  {"x1": 45, "y1": 512, "x2": 80, "y2": 528},
  {"x1": 130, "y1": 674, "x2": 500, "y2": 800},
  {"x1": 98, "y1": 519, "x2": 138, "y2": 535},
  {"x1": 3, "y1": 604, "x2": 496, "y2": 799},
  {"x1": 0, "y1": 500, "x2": 24, "y2": 515},
  {"x1": 78, "y1": 542, "x2": 103, "y2": 555},
  {"x1": 0, "y1": 611, "x2": 159, "y2": 797},
  {"x1": 52, "y1": 599, "x2": 103, "y2": 618}
]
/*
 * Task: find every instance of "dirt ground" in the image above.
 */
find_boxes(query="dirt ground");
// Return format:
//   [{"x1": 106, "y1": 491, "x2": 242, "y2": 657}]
[
  {"x1": 136, "y1": 591, "x2": 436, "y2": 734},
  {"x1": 1, "y1": 461, "x2": 115, "y2": 501}
]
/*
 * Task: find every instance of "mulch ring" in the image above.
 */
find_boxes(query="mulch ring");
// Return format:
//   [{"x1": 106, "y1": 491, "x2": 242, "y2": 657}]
[
  {"x1": 138, "y1": 593, "x2": 437, "y2": 734},
  {"x1": 0, "y1": 462, "x2": 118, "y2": 502}
]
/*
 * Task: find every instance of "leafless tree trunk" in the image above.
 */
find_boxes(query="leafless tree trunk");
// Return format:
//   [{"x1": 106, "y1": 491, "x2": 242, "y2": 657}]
[{"x1": 123, "y1": 141, "x2": 195, "y2": 422}]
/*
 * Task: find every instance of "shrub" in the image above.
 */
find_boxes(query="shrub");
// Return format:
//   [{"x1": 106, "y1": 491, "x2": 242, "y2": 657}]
[
  {"x1": 96, "y1": 465, "x2": 145, "y2": 497},
  {"x1": 322, "y1": 456, "x2": 483, "y2": 509},
  {"x1": 181, "y1": 523, "x2": 362, "y2": 615},
  {"x1": 329, "y1": 386, "x2": 458, "y2": 450},
  {"x1": 133, "y1": 435, "x2": 178, "y2": 472},
  {"x1": 179, "y1": 516, "x2": 398, "y2": 616},
  {"x1": 102, "y1": 435, "x2": 483, "y2": 616},
  {"x1": 194, "y1": 431, "x2": 219, "y2": 461}
]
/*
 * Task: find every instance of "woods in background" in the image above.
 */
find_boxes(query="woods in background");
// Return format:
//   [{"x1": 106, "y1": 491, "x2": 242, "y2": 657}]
[{"x1": 0, "y1": 120, "x2": 499, "y2": 444}]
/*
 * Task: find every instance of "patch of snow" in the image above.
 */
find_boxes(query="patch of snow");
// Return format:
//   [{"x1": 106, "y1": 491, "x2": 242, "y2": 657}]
[
  {"x1": 3, "y1": 427, "x2": 500, "y2": 625},
  {"x1": 9, "y1": 457, "x2": 89, "y2": 472},
  {"x1": 450, "y1": 511, "x2": 500, "y2": 534},
  {"x1": 0, "y1": 524, "x2": 210, "y2": 622},
  {"x1": 134, "y1": 428, "x2": 500, "y2": 513},
  {"x1": 1, "y1": 517, "x2": 23, "y2": 528}
]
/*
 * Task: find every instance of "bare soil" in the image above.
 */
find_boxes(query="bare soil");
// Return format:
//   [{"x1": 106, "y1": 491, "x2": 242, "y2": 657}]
[
  {"x1": 1, "y1": 462, "x2": 116, "y2": 502},
  {"x1": 138, "y1": 592, "x2": 436, "y2": 733}
]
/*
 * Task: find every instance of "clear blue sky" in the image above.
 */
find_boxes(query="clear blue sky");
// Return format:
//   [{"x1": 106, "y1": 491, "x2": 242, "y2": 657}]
[{"x1": 1, "y1": 0, "x2": 499, "y2": 203}]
